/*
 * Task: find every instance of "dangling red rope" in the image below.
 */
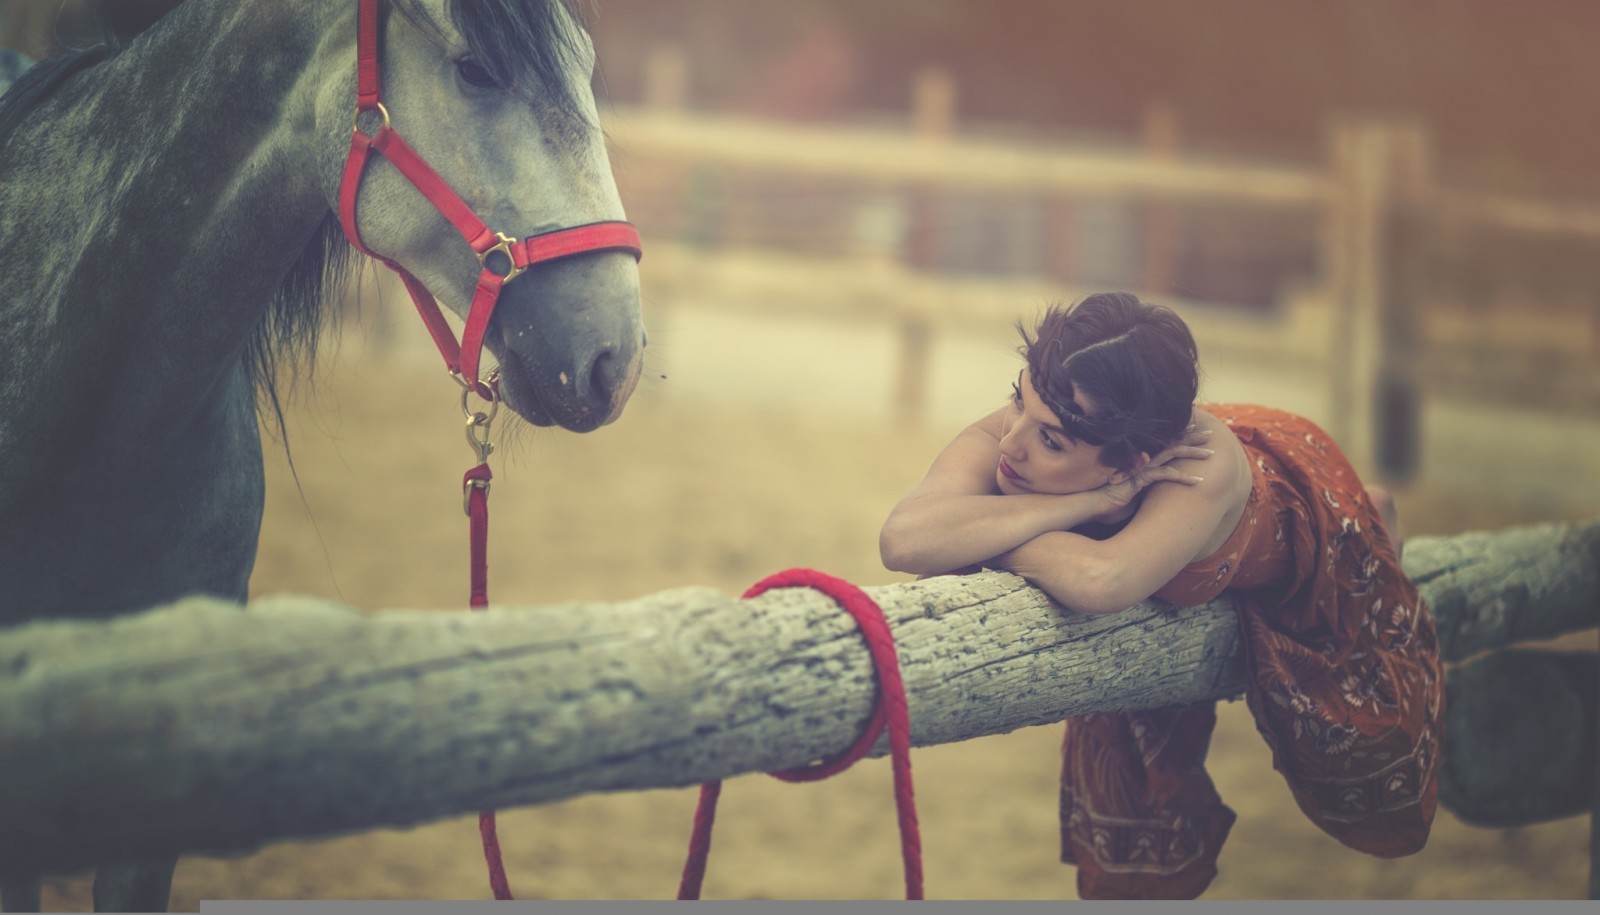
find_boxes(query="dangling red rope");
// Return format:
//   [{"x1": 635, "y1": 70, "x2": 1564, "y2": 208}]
[
  {"x1": 337, "y1": 0, "x2": 636, "y2": 899},
  {"x1": 677, "y1": 568, "x2": 925, "y2": 900},
  {"x1": 462, "y1": 462, "x2": 515, "y2": 900}
]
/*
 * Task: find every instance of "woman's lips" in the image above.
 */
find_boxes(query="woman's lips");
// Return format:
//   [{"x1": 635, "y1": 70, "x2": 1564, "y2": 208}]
[{"x1": 998, "y1": 456, "x2": 1024, "y2": 483}]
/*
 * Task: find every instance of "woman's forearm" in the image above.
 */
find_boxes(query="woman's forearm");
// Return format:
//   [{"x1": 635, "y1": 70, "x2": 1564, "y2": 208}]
[
  {"x1": 879, "y1": 490, "x2": 1107, "y2": 575},
  {"x1": 994, "y1": 532, "x2": 1123, "y2": 615}
]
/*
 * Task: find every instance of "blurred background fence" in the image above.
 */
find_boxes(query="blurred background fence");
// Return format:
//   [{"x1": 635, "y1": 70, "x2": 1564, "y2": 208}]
[
  {"x1": 6, "y1": 1, "x2": 1597, "y2": 501},
  {"x1": 606, "y1": 48, "x2": 1600, "y2": 490}
]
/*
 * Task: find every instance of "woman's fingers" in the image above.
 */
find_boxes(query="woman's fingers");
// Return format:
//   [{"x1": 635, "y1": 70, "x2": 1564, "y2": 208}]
[
  {"x1": 1149, "y1": 442, "x2": 1214, "y2": 467},
  {"x1": 1137, "y1": 465, "x2": 1205, "y2": 488},
  {"x1": 1157, "y1": 466, "x2": 1206, "y2": 485}
]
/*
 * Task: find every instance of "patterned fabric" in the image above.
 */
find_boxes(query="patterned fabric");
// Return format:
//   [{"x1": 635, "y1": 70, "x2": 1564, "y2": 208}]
[{"x1": 1059, "y1": 405, "x2": 1444, "y2": 899}]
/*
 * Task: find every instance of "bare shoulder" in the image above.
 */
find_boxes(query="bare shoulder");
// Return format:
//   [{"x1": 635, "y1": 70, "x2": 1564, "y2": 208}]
[
  {"x1": 907, "y1": 407, "x2": 1008, "y2": 498},
  {"x1": 1190, "y1": 407, "x2": 1251, "y2": 500},
  {"x1": 967, "y1": 406, "x2": 1007, "y2": 442},
  {"x1": 1120, "y1": 406, "x2": 1252, "y2": 558}
]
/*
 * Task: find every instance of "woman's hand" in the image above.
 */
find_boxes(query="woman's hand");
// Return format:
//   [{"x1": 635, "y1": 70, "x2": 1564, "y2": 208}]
[{"x1": 1092, "y1": 427, "x2": 1214, "y2": 524}]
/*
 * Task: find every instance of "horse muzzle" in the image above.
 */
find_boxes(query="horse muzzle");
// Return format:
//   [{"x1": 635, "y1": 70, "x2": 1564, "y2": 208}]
[{"x1": 486, "y1": 254, "x2": 645, "y2": 432}]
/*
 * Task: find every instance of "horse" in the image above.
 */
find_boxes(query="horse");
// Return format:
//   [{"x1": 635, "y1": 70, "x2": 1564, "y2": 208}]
[{"x1": 0, "y1": 0, "x2": 644, "y2": 909}]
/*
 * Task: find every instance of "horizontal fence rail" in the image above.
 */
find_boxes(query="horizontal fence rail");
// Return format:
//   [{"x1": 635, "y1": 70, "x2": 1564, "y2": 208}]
[
  {"x1": 0, "y1": 518, "x2": 1594, "y2": 876},
  {"x1": 606, "y1": 109, "x2": 1335, "y2": 206}
]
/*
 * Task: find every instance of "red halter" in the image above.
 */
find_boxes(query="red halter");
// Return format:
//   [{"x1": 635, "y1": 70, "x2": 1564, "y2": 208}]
[
  {"x1": 337, "y1": 0, "x2": 642, "y2": 392},
  {"x1": 336, "y1": 0, "x2": 642, "y2": 900}
]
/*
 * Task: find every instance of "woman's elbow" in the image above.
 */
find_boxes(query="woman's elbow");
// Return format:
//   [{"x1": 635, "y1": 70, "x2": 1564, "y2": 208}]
[
  {"x1": 878, "y1": 523, "x2": 924, "y2": 574},
  {"x1": 1071, "y1": 592, "x2": 1135, "y2": 616},
  {"x1": 1044, "y1": 562, "x2": 1135, "y2": 616}
]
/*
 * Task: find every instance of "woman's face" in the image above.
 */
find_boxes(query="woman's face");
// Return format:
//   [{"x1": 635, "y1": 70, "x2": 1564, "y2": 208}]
[{"x1": 995, "y1": 370, "x2": 1125, "y2": 496}]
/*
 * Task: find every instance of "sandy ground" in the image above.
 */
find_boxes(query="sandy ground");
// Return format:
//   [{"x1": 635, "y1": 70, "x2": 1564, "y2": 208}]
[{"x1": 34, "y1": 308, "x2": 1597, "y2": 907}]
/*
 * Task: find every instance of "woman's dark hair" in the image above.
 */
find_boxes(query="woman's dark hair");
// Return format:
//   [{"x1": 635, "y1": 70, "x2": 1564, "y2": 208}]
[{"x1": 1018, "y1": 292, "x2": 1200, "y2": 473}]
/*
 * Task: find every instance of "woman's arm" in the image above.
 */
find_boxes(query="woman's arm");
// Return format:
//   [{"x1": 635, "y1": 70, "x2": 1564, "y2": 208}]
[
  {"x1": 879, "y1": 410, "x2": 1114, "y2": 576},
  {"x1": 995, "y1": 413, "x2": 1248, "y2": 614},
  {"x1": 880, "y1": 409, "x2": 1211, "y2": 576}
]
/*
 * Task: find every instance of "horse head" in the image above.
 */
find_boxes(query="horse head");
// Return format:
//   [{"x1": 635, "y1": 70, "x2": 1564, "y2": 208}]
[{"x1": 320, "y1": 0, "x2": 643, "y2": 432}]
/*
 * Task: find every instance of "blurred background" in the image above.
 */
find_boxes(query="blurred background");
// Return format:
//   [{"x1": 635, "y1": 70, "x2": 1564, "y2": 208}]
[{"x1": 4, "y1": 0, "x2": 1598, "y2": 904}]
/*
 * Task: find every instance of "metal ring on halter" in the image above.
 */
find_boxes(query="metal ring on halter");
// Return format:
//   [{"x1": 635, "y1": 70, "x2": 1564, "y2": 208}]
[
  {"x1": 451, "y1": 368, "x2": 501, "y2": 405},
  {"x1": 460, "y1": 383, "x2": 499, "y2": 466},
  {"x1": 458, "y1": 383, "x2": 501, "y2": 425},
  {"x1": 352, "y1": 101, "x2": 391, "y2": 137},
  {"x1": 477, "y1": 232, "x2": 526, "y2": 282}
]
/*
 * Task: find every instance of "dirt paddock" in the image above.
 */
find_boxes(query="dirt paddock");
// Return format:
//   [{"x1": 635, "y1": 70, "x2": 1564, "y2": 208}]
[{"x1": 35, "y1": 324, "x2": 1593, "y2": 905}]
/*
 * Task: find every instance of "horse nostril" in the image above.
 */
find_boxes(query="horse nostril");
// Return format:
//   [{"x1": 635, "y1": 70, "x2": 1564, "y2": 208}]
[{"x1": 589, "y1": 347, "x2": 618, "y2": 403}]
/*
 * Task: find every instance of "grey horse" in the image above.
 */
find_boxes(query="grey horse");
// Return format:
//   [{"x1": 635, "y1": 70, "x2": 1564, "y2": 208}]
[{"x1": 0, "y1": 0, "x2": 644, "y2": 909}]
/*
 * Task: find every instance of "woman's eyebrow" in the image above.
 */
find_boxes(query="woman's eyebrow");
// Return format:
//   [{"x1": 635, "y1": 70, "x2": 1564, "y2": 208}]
[{"x1": 1017, "y1": 378, "x2": 1072, "y2": 439}]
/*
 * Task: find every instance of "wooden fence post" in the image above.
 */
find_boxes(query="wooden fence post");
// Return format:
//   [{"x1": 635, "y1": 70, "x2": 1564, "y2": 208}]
[
  {"x1": 643, "y1": 43, "x2": 688, "y2": 111},
  {"x1": 1322, "y1": 119, "x2": 1431, "y2": 482},
  {"x1": 1140, "y1": 100, "x2": 1180, "y2": 297},
  {"x1": 911, "y1": 66, "x2": 956, "y2": 140},
  {"x1": 905, "y1": 67, "x2": 956, "y2": 279},
  {"x1": 1375, "y1": 126, "x2": 1432, "y2": 485},
  {"x1": 893, "y1": 315, "x2": 933, "y2": 424},
  {"x1": 896, "y1": 67, "x2": 957, "y2": 424}
]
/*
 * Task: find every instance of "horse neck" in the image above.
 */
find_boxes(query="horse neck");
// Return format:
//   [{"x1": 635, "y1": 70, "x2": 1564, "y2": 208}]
[{"x1": 0, "y1": 0, "x2": 351, "y2": 453}]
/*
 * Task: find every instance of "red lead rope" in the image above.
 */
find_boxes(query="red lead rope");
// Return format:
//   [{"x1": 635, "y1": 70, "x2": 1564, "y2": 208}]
[
  {"x1": 337, "y1": 0, "x2": 638, "y2": 901},
  {"x1": 677, "y1": 569, "x2": 925, "y2": 900},
  {"x1": 463, "y1": 462, "x2": 515, "y2": 900}
]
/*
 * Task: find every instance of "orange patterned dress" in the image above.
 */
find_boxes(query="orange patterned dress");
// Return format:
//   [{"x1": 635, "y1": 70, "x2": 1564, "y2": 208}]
[{"x1": 1058, "y1": 405, "x2": 1444, "y2": 899}]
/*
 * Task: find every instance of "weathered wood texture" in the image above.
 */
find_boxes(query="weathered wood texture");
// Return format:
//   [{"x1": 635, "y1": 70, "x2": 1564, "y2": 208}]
[
  {"x1": 0, "y1": 518, "x2": 1594, "y2": 875},
  {"x1": 1407, "y1": 517, "x2": 1600, "y2": 661},
  {"x1": 1441, "y1": 649, "x2": 1596, "y2": 827}
]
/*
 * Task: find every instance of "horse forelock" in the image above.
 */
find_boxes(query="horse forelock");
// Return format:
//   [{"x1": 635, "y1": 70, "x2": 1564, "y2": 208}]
[{"x1": 392, "y1": 0, "x2": 593, "y2": 124}]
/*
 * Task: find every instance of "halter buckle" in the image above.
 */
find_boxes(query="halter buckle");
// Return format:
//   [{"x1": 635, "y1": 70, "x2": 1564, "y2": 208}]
[
  {"x1": 478, "y1": 232, "x2": 525, "y2": 282},
  {"x1": 351, "y1": 102, "x2": 391, "y2": 139},
  {"x1": 463, "y1": 477, "x2": 492, "y2": 516}
]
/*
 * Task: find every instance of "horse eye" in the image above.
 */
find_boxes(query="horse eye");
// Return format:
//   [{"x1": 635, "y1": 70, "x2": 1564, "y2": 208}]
[{"x1": 455, "y1": 58, "x2": 498, "y2": 89}]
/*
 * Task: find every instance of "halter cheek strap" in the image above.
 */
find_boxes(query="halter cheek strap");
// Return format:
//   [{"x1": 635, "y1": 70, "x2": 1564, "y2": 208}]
[{"x1": 337, "y1": 0, "x2": 642, "y2": 391}]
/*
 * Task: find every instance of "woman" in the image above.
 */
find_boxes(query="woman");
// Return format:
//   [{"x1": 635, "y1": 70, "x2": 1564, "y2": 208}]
[{"x1": 879, "y1": 292, "x2": 1442, "y2": 900}]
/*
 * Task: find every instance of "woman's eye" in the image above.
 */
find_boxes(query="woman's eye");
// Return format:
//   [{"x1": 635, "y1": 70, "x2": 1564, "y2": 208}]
[
  {"x1": 1041, "y1": 430, "x2": 1062, "y2": 452},
  {"x1": 456, "y1": 58, "x2": 498, "y2": 88},
  {"x1": 1010, "y1": 382, "x2": 1022, "y2": 405}
]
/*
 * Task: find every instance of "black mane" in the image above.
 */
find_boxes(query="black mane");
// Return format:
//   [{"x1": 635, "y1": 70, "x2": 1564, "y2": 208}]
[
  {"x1": 0, "y1": 44, "x2": 120, "y2": 154},
  {"x1": 248, "y1": 215, "x2": 353, "y2": 439},
  {"x1": 3, "y1": 1, "x2": 593, "y2": 431}
]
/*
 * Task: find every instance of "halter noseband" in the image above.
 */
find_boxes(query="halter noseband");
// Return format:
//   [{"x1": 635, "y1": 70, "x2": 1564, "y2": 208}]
[{"x1": 337, "y1": 0, "x2": 642, "y2": 392}]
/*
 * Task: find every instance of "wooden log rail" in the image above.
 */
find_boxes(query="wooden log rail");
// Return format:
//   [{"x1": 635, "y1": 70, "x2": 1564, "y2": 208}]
[{"x1": 0, "y1": 518, "x2": 1594, "y2": 877}]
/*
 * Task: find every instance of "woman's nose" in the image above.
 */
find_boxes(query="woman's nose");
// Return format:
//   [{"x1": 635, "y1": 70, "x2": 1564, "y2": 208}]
[{"x1": 998, "y1": 426, "x2": 1024, "y2": 461}]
